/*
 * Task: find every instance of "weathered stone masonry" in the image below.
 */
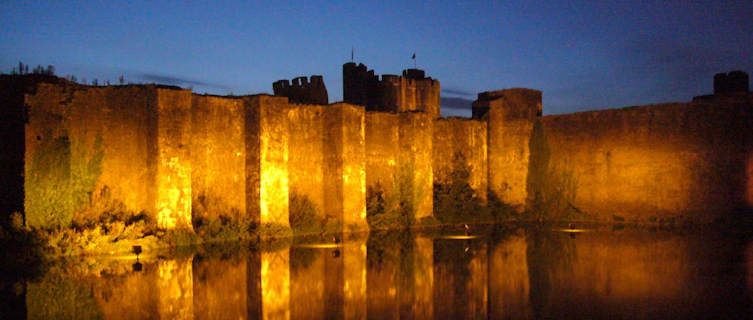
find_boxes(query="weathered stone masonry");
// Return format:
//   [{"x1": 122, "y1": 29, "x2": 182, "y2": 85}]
[{"x1": 3, "y1": 67, "x2": 752, "y2": 230}]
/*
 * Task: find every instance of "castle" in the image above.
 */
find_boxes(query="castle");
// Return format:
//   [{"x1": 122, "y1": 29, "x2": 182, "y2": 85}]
[{"x1": 1, "y1": 63, "x2": 751, "y2": 232}]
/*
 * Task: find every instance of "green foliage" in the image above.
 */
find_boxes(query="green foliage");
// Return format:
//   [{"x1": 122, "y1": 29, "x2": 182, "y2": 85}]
[
  {"x1": 162, "y1": 227, "x2": 200, "y2": 248},
  {"x1": 254, "y1": 222, "x2": 293, "y2": 239},
  {"x1": 433, "y1": 152, "x2": 490, "y2": 223},
  {"x1": 395, "y1": 161, "x2": 419, "y2": 223},
  {"x1": 366, "y1": 161, "x2": 427, "y2": 229},
  {"x1": 366, "y1": 183, "x2": 408, "y2": 229},
  {"x1": 192, "y1": 214, "x2": 256, "y2": 243},
  {"x1": 289, "y1": 190, "x2": 324, "y2": 234},
  {"x1": 10, "y1": 212, "x2": 24, "y2": 230},
  {"x1": 26, "y1": 132, "x2": 106, "y2": 230},
  {"x1": 487, "y1": 191, "x2": 518, "y2": 221},
  {"x1": 26, "y1": 136, "x2": 73, "y2": 229}
]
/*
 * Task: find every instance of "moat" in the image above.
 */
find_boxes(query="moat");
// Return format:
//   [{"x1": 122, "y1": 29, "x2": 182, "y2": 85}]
[{"x1": 3, "y1": 224, "x2": 752, "y2": 319}]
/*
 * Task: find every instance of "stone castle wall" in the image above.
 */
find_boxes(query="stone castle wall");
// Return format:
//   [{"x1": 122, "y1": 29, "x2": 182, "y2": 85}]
[
  {"x1": 363, "y1": 111, "x2": 436, "y2": 223},
  {"x1": 23, "y1": 83, "x2": 192, "y2": 228},
  {"x1": 432, "y1": 117, "x2": 488, "y2": 203},
  {"x1": 5, "y1": 70, "x2": 753, "y2": 231},
  {"x1": 539, "y1": 96, "x2": 753, "y2": 223},
  {"x1": 472, "y1": 88, "x2": 541, "y2": 213}
]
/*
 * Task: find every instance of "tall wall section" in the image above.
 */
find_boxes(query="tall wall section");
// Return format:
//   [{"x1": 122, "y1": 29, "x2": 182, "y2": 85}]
[
  {"x1": 324, "y1": 103, "x2": 367, "y2": 231},
  {"x1": 364, "y1": 110, "x2": 434, "y2": 224},
  {"x1": 432, "y1": 118, "x2": 488, "y2": 202},
  {"x1": 286, "y1": 102, "x2": 367, "y2": 232},
  {"x1": 0, "y1": 75, "x2": 64, "y2": 218},
  {"x1": 190, "y1": 95, "x2": 248, "y2": 221},
  {"x1": 364, "y1": 112, "x2": 399, "y2": 211},
  {"x1": 287, "y1": 104, "x2": 327, "y2": 231},
  {"x1": 24, "y1": 83, "x2": 193, "y2": 229},
  {"x1": 246, "y1": 95, "x2": 291, "y2": 228},
  {"x1": 539, "y1": 95, "x2": 753, "y2": 223},
  {"x1": 472, "y1": 89, "x2": 541, "y2": 214}
]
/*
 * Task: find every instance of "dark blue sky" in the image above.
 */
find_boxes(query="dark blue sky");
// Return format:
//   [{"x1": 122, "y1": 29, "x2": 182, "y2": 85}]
[{"x1": 2, "y1": 1, "x2": 751, "y2": 116}]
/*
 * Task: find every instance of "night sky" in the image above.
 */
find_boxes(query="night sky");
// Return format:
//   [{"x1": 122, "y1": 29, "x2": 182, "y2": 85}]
[{"x1": 2, "y1": 1, "x2": 751, "y2": 116}]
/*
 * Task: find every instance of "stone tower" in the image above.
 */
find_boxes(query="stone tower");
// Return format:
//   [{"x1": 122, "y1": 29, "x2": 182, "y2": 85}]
[
  {"x1": 714, "y1": 70, "x2": 749, "y2": 95},
  {"x1": 473, "y1": 88, "x2": 542, "y2": 213},
  {"x1": 343, "y1": 62, "x2": 440, "y2": 118}
]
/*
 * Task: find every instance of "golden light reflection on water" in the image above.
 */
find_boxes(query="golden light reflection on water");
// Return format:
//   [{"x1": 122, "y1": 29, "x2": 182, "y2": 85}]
[
  {"x1": 343, "y1": 238, "x2": 368, "y2": 320},
  {"x1": 20, "y1": 228, "x2": 753, "y2": 319},
  {"x1": 262, "y1": 249, "x2": 290, "y2": 320},
  {"x1": 157, "y1": 258, "x2": 194, "y2": 319}
]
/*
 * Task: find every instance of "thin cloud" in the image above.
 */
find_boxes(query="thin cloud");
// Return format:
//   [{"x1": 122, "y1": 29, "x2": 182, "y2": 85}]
[
  {"x1": 442, "y1": 87, "x2": 475, "y2": 97},
  {"x1": 441, "y1": 97, "x2": 473, "y2": 110},
  {"x1": 138, "y1": 73, "x2": 230, "y2": 90}
]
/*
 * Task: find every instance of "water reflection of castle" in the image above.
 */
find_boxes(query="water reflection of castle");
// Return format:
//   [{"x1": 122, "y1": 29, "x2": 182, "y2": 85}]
[{"x1": 25, "y1": 229, "x2": 751, "y2": 319}]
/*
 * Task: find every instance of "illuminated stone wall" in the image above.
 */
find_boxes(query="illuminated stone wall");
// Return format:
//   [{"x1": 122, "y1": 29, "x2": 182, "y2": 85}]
[
  {"x1": 432, "y1": 117, "x2": 488, "y2": 202},
  {"x1": 190, "y1": 95, "x2": 247, "y2": 220},
  {"x1": 364, "y1": 112, "x2": 399, "y2": 204},
  {"x1": 473, "y1": 88, "x2": 541, "y2": 213},
  {"x1": 23, "y1": 84, "x2": 180, "y2": 228},
  {"x1": 155, "y1": 89, "x2": 193, "y2": 229},
  {"x1": 398, "y1": 112, "x2": 434, "y2": 221},
  {"x1": 287, "y1": 103, "x2": 366, "y2": 232},
  {"x1": 246, "y1": 95, "x2": 290, "y2": 228},
  {"x1": 541, "y1": 96, "x2": 753, "y2": 222},
  {"x1": 365, "y1": 111, "x2": 435, "y2": 224},
  {"x1": 17, "y1": 76, "x2": 753, "y2": 231},
  {"x1": 287, "y1": 104, "x2": 327, "y2": 230},
  {"x1": 325, "y1": 103, "x2": 367, "y2": 231}
]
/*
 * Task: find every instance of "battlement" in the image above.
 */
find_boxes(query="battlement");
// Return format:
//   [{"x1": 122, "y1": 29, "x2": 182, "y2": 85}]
[{"x1": 272, "y1": 74, "x2": 328, "y2": 105}]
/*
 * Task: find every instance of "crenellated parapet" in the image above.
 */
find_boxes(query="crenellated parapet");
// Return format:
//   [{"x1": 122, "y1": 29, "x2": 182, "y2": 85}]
[
  {"x1": 343, "y1": 62, "x2": 440, "y2": 118},
  {"x1": 273, "y1": 75, "x2": 328, "y2": 105}
]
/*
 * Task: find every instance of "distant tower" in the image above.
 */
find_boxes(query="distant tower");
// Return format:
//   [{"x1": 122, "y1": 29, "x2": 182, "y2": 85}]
[
  {"x1": 342, "y1": 62, "x2": 440, "y2": 118},
  {"x1": 714, "y1": 71, "x2": 749, "y2": 95},
  {"x1": 272, "y1": 75, "x2": 328, "y2": 105},
  {"x1": 343, "y1": 62, "x2": 379, "y2": 107}
]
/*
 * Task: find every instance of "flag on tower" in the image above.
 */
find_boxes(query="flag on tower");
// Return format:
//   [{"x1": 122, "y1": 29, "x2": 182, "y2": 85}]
[{"x1": 412, "y1": 53, "x2": 416, "y2": 59}]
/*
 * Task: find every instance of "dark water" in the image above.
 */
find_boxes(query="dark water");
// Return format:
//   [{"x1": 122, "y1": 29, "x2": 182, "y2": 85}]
[{"x1": 4, "y1": 226, "x2": 753, "y2": 319}]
